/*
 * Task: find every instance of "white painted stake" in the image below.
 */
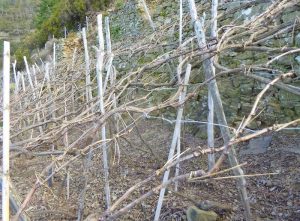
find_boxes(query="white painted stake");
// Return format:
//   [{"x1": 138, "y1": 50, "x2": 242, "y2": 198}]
[
  {"x1": 103, "y1": 17, "x2": 114, "y2": 93},
  {"x1": 53, "y1": 42, "x2": 56, "y2": 69},
  {"x1": 103, "y1": 56, "x2": 114, "y2": 94},
  {"x1": 207, "y1": 91, "x2": 215, "y2": 169},
  {"x1": 63, "y1": 82, "x2": 70, "y2": 199},
  {"x1": 105, "y1": 17, "x2": 112, "y2": 54},
  {"x1": 175, "y1": 0, "x2": 184, "y2": 192},
  {"x1": 97, "y1": 14, "x2": 105, "y2": 53},
  {"x1": 140, "y1": 0, "x2": 155, "y2": 31},
  {"x1": 2, "y1": 40, "x2": 10, "y2": 221},
  {"x1": 139, "y1": 0, "x2": 174, "y2": 78},
  {"x1": 12, "y1": 60, "x2": 19, "y2": 94},
  {"x1": 105, "y1": 16, "x2": 120, "y2": 161},
  {"x1": 67, "y1": 170, "x2": 70, "y2": 200},
  {"x1": 179, "y1": 0, "x2": 183, "y2": 63},
  {"x1": 20, "y1": 72, "x2": 26, "y2": 92},
  {"x1": 82, "y1": 27, "x2": 92, "y2": 102},
  {"x1": 174, "y1": 135, "x2": 181, "y2": 191},
  {"x1": 64, "y1": 26, "x2": 67, "y2": 38},
  {"x1": 86, "y1": 16, "x2": 89, "y2": 32},
  {"x1": 187, "y1": 0, "x2": 251, "y2": 219},
  {"x1": 24, "y1": 56, "x2": 43, "y2": 134},
  {"x1": 16, "y1": 71, "x2": 22, "y2": 93},
  {"x1": 154, "y1": 64, "x2": 192, "y2": 221},
  {"x1": 207, "y1": 0, "x2": 218, "y2": 170},
  {"x1": 97, "y1": 14, "x2": 111, "y2": 209},
  {"x1": 23, "y1": 56, "x2": 34, "y2": 92},
  {"x1": 45, "y1": 63, "x2": 56, "y2": 118},
  {"x1": 32, "y1": 65, "x2": 38, "y2": 86}
]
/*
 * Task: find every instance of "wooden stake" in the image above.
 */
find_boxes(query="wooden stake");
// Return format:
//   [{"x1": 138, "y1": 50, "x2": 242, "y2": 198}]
[
  {"x1": 154, "y1": 63, "x2": 191, "y2": 221},
  {"x1": 82, "y1": 27, "x2": 92, "y2": 103},
  {"x1": 24, "y1": 56, "x2": 44, "y2": 135},
  {"x1": 187, "y1": 0, "x2": 251, "y2": 219},
  {"x1": 23, "y1": 56, "x2": 34, "y2": 92},
  {"x1": 12, "y1": 60, "x2": 19, "y2": 94},
  {"x1": 2, "y1": 40, "x2": 10, "y2": 221},
  {"x1": 207, "y1": 0, "x2": 218, "y2": 170},
  {"x1": 139, "y1": 0, "x2": 174, "y2": 78},
  {"x1": 175, "y1": 0, "x2": 184, "y2": 192},
  {"x1": 20, "y1": 71, "x2": 26, "y2": 92},
  {"x1": 97, "y1": 14, "x2": 111, "y2": 209},
  {"x1": 53, "y1": 42, "x2": 56, "y2": 70}
]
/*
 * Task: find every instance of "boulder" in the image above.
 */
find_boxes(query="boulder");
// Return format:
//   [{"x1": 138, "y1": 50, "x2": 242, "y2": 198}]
[
  {"x1": 186, "y1": 206, "x2": 218, "y2": 221},
  {"x1": 240, "y1": 135, "x2": 273, "y2": 155}
]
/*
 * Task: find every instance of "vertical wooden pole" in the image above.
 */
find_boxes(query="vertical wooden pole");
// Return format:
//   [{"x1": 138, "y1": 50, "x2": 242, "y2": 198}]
[
  {"x1": 97, "y1": 14, "x2": 111, "y2": 209},
  {"x1": 82, "y1": 27, "x2": 92, "y2": 103},
  {"x1": 71, "y1": 47, "x2": 77, "y2": 112},
  {"x1": 64, "y1": 26, "x2": 67, "y2": 38},
  {"x1": 175, "y1": 0, "x2": 184, "y2": 192},
  {"x1": 207, "y1": 0, "x2": 218, "y2": 170},
  {"x1": 105, "y1": 16, "x2": 120, "y2": 161},
  {"x1": 86, "y1": 16, "x2": 89, "y2": 32},
  {"x1": 103, "y1": 17, "x2": 114, "y2": 93},
  {"x1": 187, "y1": 0, "x2": 251, "y2": 219},
  {"x1": 12, "y1": 60, "x2": 19, "y2": 94},
  {"x1": 32, "y1": 65, "x2": 38, "y2": 86},
  {"x1": 53, "y1": 42, "x2": 56, "y2": 70},
  {"x1": 2, "y1": 40, "x2": 11, "y2": 221},
  {"x1": 105, "y1": 17, "x2": 112, "y2": 54},
  {"x1": 20, "y1": 72, "x2": 26, "y2": 92},
  {"x1": 179, "y1": 0, "x2": 183, "y2": 62}
]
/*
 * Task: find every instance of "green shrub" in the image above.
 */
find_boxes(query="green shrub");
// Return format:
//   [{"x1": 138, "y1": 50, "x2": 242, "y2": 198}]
[
  {"x1": 14, "y1": 46, "x2": 31, "y2": 69},
  {"x1": 14, "y1": 0, "x2": 114, "y2": 63}
]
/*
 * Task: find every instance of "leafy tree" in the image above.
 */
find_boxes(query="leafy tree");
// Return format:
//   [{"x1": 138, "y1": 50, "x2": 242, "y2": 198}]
[{"x1": 35, "y1": 0, "x2": 59, "y2": 29}]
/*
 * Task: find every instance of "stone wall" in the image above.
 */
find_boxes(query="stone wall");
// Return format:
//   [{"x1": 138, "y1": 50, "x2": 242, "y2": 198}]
[{"x1": 106, "y1": 0, "x2": 300, "y2": 132}]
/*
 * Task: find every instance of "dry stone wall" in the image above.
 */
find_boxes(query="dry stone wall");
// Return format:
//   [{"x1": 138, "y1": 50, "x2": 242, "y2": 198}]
[{"x1": 106, "y1": 0, "x2": 300, "y2": 132}]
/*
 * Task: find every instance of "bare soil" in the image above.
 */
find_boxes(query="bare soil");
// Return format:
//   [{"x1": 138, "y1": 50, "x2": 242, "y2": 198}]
[{"x1": 11, "y1": 119, "x2": 300, "y2": 221}]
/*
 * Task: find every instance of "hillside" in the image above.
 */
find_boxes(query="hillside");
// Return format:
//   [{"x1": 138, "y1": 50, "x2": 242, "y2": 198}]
[
  {"x1": 1, "y1": 0, "x2": 300, "y2": 221},
  {"x1": 0, "y1": 0, "x2": 39, "y2": 66}
]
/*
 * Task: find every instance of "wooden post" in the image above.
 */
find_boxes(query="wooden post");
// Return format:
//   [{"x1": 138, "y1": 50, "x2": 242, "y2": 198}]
[
  {"x1": 103, "y1": 17, "x2": 114, "y2": 93},
  {"x1": 97, "y1": 14, "x2": 111, "y2": 209},
  {"x1": 2, "y1": 40, "x2": 10, "y2": 221},
  {"x1": 207, "y1": 0, "x2": 218, "y2": 170},
  {"x1": 20, "y1": 71, "x2": 26, "y2": 92},
  {"x1": 86, "y1": 16, "x2": 89, "y2": 32},
  {"x1": 32, "y1": 65, "x2": 38, "y2": 86},
  {"x1": 105, "y1": 17, "x2": 112, "y2": 54},
  {"x1": 187, "y1": 0, "x2": 251, "y2": 220},
  {"x1": 64, "y1": 26, "x2": 67, "y2": 38},
  {"x1": 23, "y1": 56, "x2": 34, "y2": 91},
  {"x1": 24, "y1": 56, "x2": 44, "y2": 135},
  {"x1": 82, "y1": 27, "x2": 92, "y2": 103},
  {"x1": 140, "y1": 0, "x2": 155, "y2": 31},
  {"x1": 53, "y1": 42, "x2": 56, "y2": 70},
  {"x1": 154, "y1": 64, "x2": 192, "y2": 221},
  {"x1": 12, "y1": 60, "x2": 19, "y2": 94},
  {"x1": 175, "y1": 0, "x2": 184, "y2": 192}
]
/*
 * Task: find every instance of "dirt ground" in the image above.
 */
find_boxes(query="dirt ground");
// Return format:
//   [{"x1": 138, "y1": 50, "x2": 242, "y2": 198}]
[{"x1": 10, "y1": 119, "x2": 300, "y2": 221}]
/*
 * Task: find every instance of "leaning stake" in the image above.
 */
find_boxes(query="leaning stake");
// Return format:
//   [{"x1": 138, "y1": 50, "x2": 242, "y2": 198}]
[
  {"x1": 187, "y1": 0, "x2": 251, "y2": 220},
  {"x1": 154, "y1": 63, "x2": 192, "y2": 221}
]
